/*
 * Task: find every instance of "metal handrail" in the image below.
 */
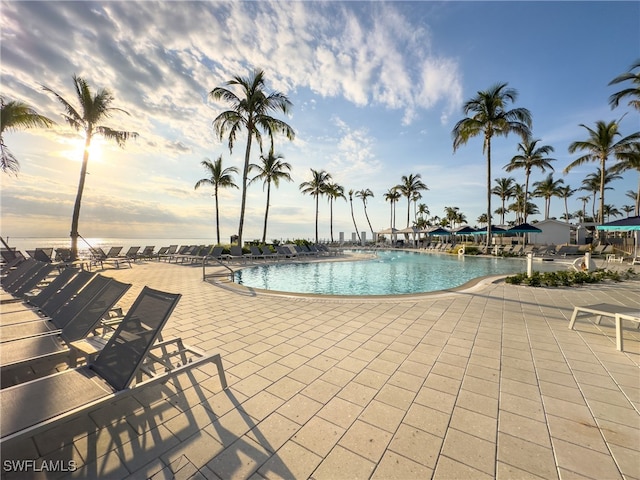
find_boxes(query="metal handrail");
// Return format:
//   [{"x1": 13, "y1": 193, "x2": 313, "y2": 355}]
[{"x1": 202, "y1": 255, "x2": 235, "y2": 281}]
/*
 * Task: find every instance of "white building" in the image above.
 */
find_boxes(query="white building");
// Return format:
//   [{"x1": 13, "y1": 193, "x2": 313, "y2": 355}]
[{"x1": 528, "y1": 219, "x2": 573, "y2": 246}]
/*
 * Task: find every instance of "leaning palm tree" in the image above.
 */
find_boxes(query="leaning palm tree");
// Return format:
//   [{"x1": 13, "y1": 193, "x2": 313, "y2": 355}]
[
  {"x1": 397, "y1": 174, "x2": 428, "y2": 227},
  {"x1": 194, "y1": 156, "x2": 239, "y2": 245},
  {"x1": 491, "y1": 177, "x2": 516, "y2": 224},
  {"x1": 0, "y1": 97, "x2": 55, "y2": 174},
  {"x1": 43, "y1": 75, "x2": 138, "y2": 261},
  {"x1": 557, "y1": 185, "x2": 576, "y2": 223},
  {"x1": 348, "y1": 189, "x2": 361, "y2": 243},
  {"x1": 299, "y1": 169, "x2": 331, "y2": 244},
  {"x1": 210, "y1": 69, "x2": 295, "y2": 246},
  {"x1": 452, "y1": 83, "x2": 532, "y2": 248},
  {"x1": 504, "y1": 137, "x2": 555, "y2": 222},
  {"x1": 355, "y1": 188, "x2": 375, "y2": 236},
  {"x1": 249, "y1": 151, "x2": 292, "y2": 243},
  {"x1": 565, "y1": 120, "x2": 639, "y2": 224},
  {"x1": 324, "y1": 182, "x2": 346, "y2": 243},
  {"x1": 610, "y1": 141, "x2": 640, "y2": 215},
  {"x1": 532, "y1": 173, "x2": 564, "y2": 219},
  {"x1": 608, "y1": 59, "x2": 640, "y2": 111},
  {"x1": 383, "y1": 187, "x2": 401, "y2": 229}
]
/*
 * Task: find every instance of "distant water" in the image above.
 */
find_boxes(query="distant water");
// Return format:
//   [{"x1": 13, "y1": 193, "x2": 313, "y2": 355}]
[{"x1": 3, "y1": 237, "x2": 216, "y2": 255}]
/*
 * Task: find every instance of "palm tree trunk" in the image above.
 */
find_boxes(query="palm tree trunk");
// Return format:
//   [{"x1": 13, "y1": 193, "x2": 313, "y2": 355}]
[
  {"x1": 636, "y1": 174, "x2": 640, "y2": 216},
  {"x1": 330, "y1": 199, "x2": 334, "y2": 243},
  {"x1": 215, "y1": 186, "x2": 220, "y2": 245},
  {"x1": 237, "y1": 125, "x2": 254, "y2": 246},
  {"x1": 485, "y1": 137, "x2": 492, "y2": 250},
  {"x1": 406, "y1": 196, "x2": 411, "y2": 228},
  {"x1": 70, "y1": 134, "x2": 92, "y2": 261},
  {"x1": 315, "y1": 194, "x2": 319, "y2": 244},
  {"x1": 262, "y1": 180, "x2": 271, "y2": 243},
  {"x1": 599, "y1": 157, "x2": 605, "y2": 225},
  {"x1": 524, "y1": 170, "x2": 530, "y2": 223},
  {"x1": 350, "y1": 198, "x2": 361, "y2": 242},
  {"x1": 363, "y1": 203, "x2": 373, "y2": 235}
]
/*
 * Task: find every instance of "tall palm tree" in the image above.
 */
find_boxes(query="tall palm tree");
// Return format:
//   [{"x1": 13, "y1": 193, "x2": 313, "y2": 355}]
[
  {"x1": 348, "y1": 189, "x2": 361, "y2": 243},
  {"x1": 504, "y1": 137, "x2": 555, "y2": 222},
  {"x1": 417, "y1": 203, "x2": 430, "y2": 223},
  {"x1": 602, "y1": 204, "x2": 621, "y2": 222},
  {"x1": 444, "y1": 206, "x2": 459, "y2": 228},
  {"x1": 194, "y1": 156, "x2": 239, "y2": 245},
  {"x1": 608, "y1": 59, "x2": 640, "y2": 111},
  {"x1": 626, "y1": 190, "x2": 640, "y2": 216},
  {"x1": 622, "y1": 205, "x2": 635, "y2": 217},
  {"x1": 557, "y1": 185, "x2": 576, "y2": 223},
  {"x1": 355, "y1": 188, "x2": 375, "y2": 236},
  {"x1": 452, "y1": 83, "x2": 532, "y2": 247},
  {"x1": 299, "y1": 169, "x2": 331, "y2": 244},
  {"x1": 491, "y1": 177, "x2": 516, "y2": 224},
  {"x1": 43, "y1": 75, "x2": 138, "y2": 260},
  {"x1": 210, "y1": 69, "x2": 295, "y2": 246},
  {"x1": 610, "y1": 142, "x2": 640, "y2": 215},
  {"x1": 577, "y1": 195, "x2": 591, "y2": 222},
  {"x1": 565, "y1": 120, "x2": 639, "y2": 224},
  {"x1": 324, "y1": 182, "x2": 346, "y2": 243},
  {"x1": 411, "y1": 191, "x2": 423, "y2": 223},
  {"x1": 1, "y1": 97, "x2": 54, "y2": 174},
  {"x1": 249, "y1": 151, "x2": 292, "y2": 243},
  {"x1": 383, "y1": 187, "x2": 401, "y2": 228},
  {"x1": 532, "y1": 173, "x2": 564, "y2": 219},
  {"x1": 580, "y1": 168, "x2": 621, "y2": 222},
  {"x1": 397, "y1": 174, "x2": 428, "y2": 227}
]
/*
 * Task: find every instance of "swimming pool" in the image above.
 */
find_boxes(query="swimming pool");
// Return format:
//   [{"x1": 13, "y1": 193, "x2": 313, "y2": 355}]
[{"x1": 234, "y1": 249, "x2": 561, "y2": 296}]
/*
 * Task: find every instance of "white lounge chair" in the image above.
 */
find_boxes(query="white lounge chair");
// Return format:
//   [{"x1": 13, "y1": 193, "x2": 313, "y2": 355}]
[{"x1": 568, "y1": 303, "x2": 640, "y2": 351}]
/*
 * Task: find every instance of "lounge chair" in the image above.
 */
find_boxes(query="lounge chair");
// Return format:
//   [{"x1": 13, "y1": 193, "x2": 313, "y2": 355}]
[
  {"x1": 89, "y1": 246, "x2": 130, "y2": 270},
  {"x1": 1, "y1": 268, "x2": 79, "y2": 315},
  {"x1": 227, "y1": 245, "x2": 250, "y2": 262},
  {"x1": 135, "y1": 245, "x2": 156, "y2": 261},
  {"x1": 568, "y1": 303, "x2": 640, "y2": 351},
  {"x1": 276, "y1": 245, "x2": 295, "y2": 258},
  {"x1": 1, "y1": 251, "x2": 26, "y2": 275},
  {"x1": 0, "y1": 275, "x2": 130, "y2": 343},
  {"x1": 260, "y1": 246, "x2": 279, "y2": 261},
  {"x1": 158, "y1": 244, "x2": 178, "y2": 262},
  {"x1": 0, "y1": 271, "x2": 95, "y2": 326},
  {"x1": 0, "y1": 277, "x2": 131, "y2": 386},
  {"x1": 123, "y1": 246, "x2": 141, "y2": 261},
  {"x1": 0, "y1": 286, "x2": 227, "y2": 443},
  {"x1": 8, "y1": 263, "x2": 56, "y2": 299},
  {"x1": 250, "y1": 246, "x2": 267, "y2": 260},
  {"x1": 206, "y1": 246, "x2": 225, "y2": 261},
  {"x1": 1, "y1": 258, "x2": 38, "y2": 290}
]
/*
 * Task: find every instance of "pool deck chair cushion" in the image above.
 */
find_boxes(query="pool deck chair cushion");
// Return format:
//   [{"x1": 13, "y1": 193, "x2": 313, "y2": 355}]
[{"x1": 0, "y1": 286, "x2": 227, "y2": 443}]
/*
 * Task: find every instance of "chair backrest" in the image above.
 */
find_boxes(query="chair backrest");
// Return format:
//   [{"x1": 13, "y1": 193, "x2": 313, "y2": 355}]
[
  {"x1": 210, "y1": 246, "x2": 224, "y2": 257},
  {"x1": 3, "y1": 259, "x2": 42, "y2": 292},
  {"x1": 230, "y1": 246, "x2": 243, "y2": 256},
  {"x1": 1, "y1": 258, "x2": 37, "y2": 287},
  {"x1": 33, "y1": 248, "x2": 53, "y2": 263},
  {"x1": 167, "y1": 245, "x2": 178, "y2": 254},
  {"x1": 124, "y1": 246, "x2": 140, "y2": 257},
  {"x1": 55, "y1": 248, "x2": 72, "y2": 262},
  {"x1": 61, "y1": 278, "x2": 131, "y2": 342},
  {"x1": 90, "y1": 247, "x2": 108, "y2": 260},
  {"x1": 29, "y1": 268, "x2": 78, "y2": 309},
  {"x1": 40, "y1": 271, "x2": 95, "y2": 317},
  {"x1": 14, "y1": 263, "x2": 56, "y2": 296},
  {"x1": 250, "y1": 246, "x2": 262, "y2": 255},
  {"x1": 142, "y1": 246, "x2": 155, "y2": 255},
  {"x1": 91, "y1": 287, "x2": 181, "y2": 391},
  {"x1": 105, "y1": 246, "x2": 123, "y2": 258},
  {"x1": 157, "y1": 246, "x2": 169, "y2": 255},
  {"x1": 260, "y1": 246, "x2": 273, "y2": 255}
]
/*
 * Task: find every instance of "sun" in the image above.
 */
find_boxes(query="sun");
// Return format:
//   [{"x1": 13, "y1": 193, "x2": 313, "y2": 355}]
[{"x1": 62, "y1": 137, "x2": 105, "y2": 163}]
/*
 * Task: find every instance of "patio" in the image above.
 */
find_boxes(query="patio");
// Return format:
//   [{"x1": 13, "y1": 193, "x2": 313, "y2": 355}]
[{"x1": 2, "y1": 259, "x2": 639, "y2": 479}]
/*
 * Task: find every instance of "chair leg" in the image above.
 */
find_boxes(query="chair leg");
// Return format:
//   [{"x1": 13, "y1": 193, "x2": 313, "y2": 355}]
[
  {"x1": 616, "y1": 316, "x2": 624, "y2": 351},
  {"x1": 213, "y1": 354, "x2": 228, "y2": 389},
  {"x1": 568, "y1": 308, "x2": 580, "y2": 330}
]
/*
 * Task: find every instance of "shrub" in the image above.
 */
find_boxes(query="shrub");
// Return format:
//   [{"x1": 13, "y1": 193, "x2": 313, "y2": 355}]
[{"x1": 504, "y1": 268, "x2": 638, "y2": 288}]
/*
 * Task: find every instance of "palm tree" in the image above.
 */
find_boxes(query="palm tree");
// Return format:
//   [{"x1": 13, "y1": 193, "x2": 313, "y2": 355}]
[
  {"x1": 492, "y1": 177, "x2": 516, "y2": 224},
  {"x1": 411, "y1": 191, "x2": 423, "y2": 223},
  {"x1": 610, "y1": 142, "x2": 640, "y2": 215},
  {"x1": 602, "y1": 204, "x2": 621, "y2": 222},
  {"x1": 324, "y1": 182, "x2": 346, "y2": 243},
  {"x1": 580, "y1": 168, "x2": 621, "y2": 222},
  {"x1": 532, "y1": 173, "x2": 564, "y2": 219},
  {"x1": 622, "y1": 205, "x2": 635, "y2": 217},
  {"x1": 194, "y1": 156, "x2": 239, "y2": 245},
  {"x1": 476, "y1": 213, "x2": 489, "y2": 227},
  {"x1": 210, "y1": 69, "x2": 295, "y2": 246},
  {"x1": 565, "y1": 120, "x2": 639, "y2": 224},
  {"x1": 417, "y1": 203, "x2": 430, "y2": 222},
  {"x1": 249, "y1": 151, "x2": 292, "y2": 243},
  {"x1": 397, "y1": 174, "x2": 428, "y2": 227},
  {"x1": 608, "y1": 59, "x2": 640, "y2": 111},
  {"x1": 626, "y1": 190, "x2": 640, "y2": 216},
  {"x1": 1, "y1": 97, "x2": 55, "y2": 174},
  {"x1": 452, "y1": 82, "x2": 532, "y2": 248},
  {"x1": 383, "y1": 187, "x2": 401, "y2": 228},
  {"x1": 348, "y1": 189, "x2": 361, "y2": 243},
  {"x1": 355, "y1": 188, "x2": 375, "y2": 236},
  {"x1": 504, "y1": 137, "x2": 556, "y2": 222},
  {"x1": 43, "y1": 75, "x2": 138, "y2": 260},
  {"x1": 557, "y1": 185, "x2": 576, "y2": 223},
  {"x1": 299, "y1": 169, "x2": 331, "y2": 244},
  {"x1": 444, "y1": 206, "x2": 459, "y2": 228},
  {"x1": 577, "y1": 195, "x2": 591, "y2": 222}
]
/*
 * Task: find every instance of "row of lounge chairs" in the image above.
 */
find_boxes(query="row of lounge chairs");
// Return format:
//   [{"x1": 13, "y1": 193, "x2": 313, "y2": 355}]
[{"x1": 0, "y1": 256, "x2": 227, "y2": 443}]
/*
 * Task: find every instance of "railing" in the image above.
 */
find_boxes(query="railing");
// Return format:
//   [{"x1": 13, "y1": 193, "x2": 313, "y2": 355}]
[{"x1": 202, "y1": 255, "x2": 235, "y2": 282}]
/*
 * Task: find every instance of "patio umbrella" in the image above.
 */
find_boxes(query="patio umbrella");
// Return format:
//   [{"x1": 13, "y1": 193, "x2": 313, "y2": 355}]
[
  {"x1": 508, "y1": 222, "x2": 542, "y2": 234},
  {"x1": 424, "y1": 227, "x2": 451, "y2": 236},
  {"x1": 452, "y1": 225, "x2": 477, "y2": 235},
  {"x1": 469, "y1": 226, "x2": 506, "y2": 235},
  {"x1": 378, "y1": 227, "x2": 400, "y2": 235},
  {"x1": 596, "y1": 216, "x2": 640, "y2": 257}
]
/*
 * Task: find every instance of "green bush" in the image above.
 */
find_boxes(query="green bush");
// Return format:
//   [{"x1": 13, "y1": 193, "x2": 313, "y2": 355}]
[{"x1": 504, "y1": 268, "x2": 638, "y2": 288}]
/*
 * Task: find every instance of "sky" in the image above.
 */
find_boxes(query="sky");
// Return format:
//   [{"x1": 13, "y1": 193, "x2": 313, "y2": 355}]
[{"x1": 1, "y1": 1, "x2": 639, "y2": 243}]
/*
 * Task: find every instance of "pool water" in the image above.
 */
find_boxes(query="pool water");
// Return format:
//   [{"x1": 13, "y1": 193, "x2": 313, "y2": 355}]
[{"x1": 234, "y1": 250, "x2": 561, "y2": 296}]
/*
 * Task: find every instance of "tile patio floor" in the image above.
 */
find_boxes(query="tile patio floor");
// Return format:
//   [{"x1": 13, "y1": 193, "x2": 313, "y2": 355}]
[{"x1": 2, "y1": 257, "x2": 639, "y2": 479}]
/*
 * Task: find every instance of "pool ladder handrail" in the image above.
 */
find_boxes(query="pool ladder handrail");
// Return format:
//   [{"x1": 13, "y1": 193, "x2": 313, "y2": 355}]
[{"x1": 202, "y1": 255, "x2": 235, "y2": 282}]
